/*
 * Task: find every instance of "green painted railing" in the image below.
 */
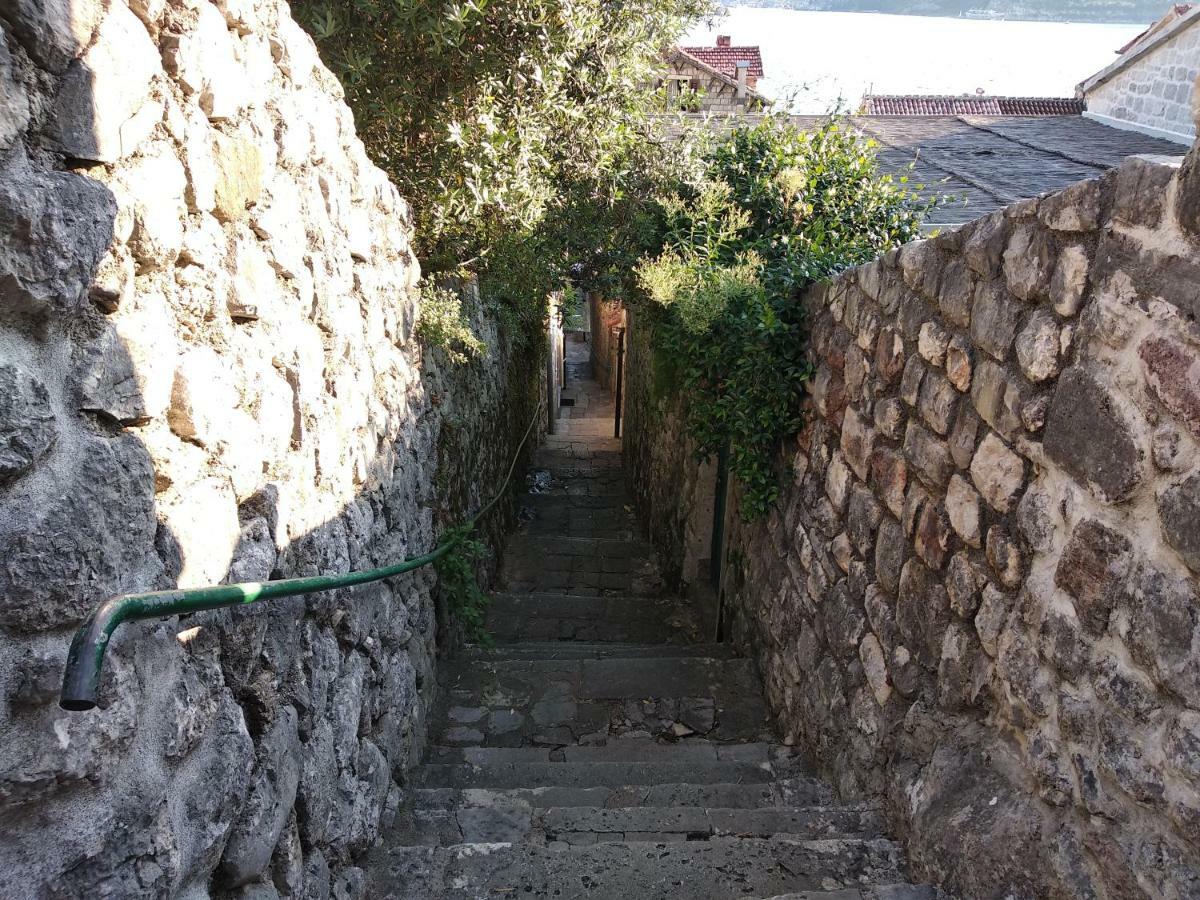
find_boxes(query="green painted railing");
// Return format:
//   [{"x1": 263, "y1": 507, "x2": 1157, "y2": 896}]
[{"x1": 60, "y1": 401, "x2": 544, "y2": 712}]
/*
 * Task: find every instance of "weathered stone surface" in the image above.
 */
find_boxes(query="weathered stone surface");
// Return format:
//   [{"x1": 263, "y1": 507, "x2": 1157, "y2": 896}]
[
  {"x1": 1054, "y1": 519, "x2": 1132, "y2": 635},
  {"x1": 0, "y1": 31, "x2": 30, "y2": 152},
  {"x1": 1050, "y1": 244, "x2": 1089, "y2": 317},
  {"x1": 918, "y1": 320, "x2": 949, "y2": 367},
  {"x1": 900, "y1": 354, "x2": 925, "y2": 407},
  {"x1": 985, "y1": 526, "x2": 1022, "y2": 589},
  {"x1": 874, "y1": 516, "x2": 907, "y2": 596},
  {"x1": 0, "y1": 0, "x2": 106, "y2": 74},
  {"x1": 859, "y1": 634, "x2": 892, "y2": 706},
  {"x1": 1113, "y1": 155, "x2": 1175, "y2": 229},
  {"x1": 1014, "y1": 311, "x2": 1060, "y2": 383},
  {"x1": 44, "y1": 7, "x2": 162, "y2": 161},
  {"x1": 914, "y1": 502, "x2": 952, "y2": 570},
  {"x1": 1158, "y1": 473, "x2": 1200, "y2": 573},
  {"x1": 918, "y1": 372, "x2": 958, "y2": 437},
  {"x1": 945, "y1": 474, "x2": 982, "y2": 548},
  {"x1": 897, "y1": 558, "x2": 949, "y2": 666},
  {"x1": 0, "y1": 150, "x2": 118, "y2": 322},
  {"x1": 969, "y1": 432, "x2": 1025, "y2": 514},
  {"x1": 903, "y1": 422, "x2": 951, "y2": 489},
  {"x1": 213, "y1": 132, "x2": 265, "y2": 223},
  {"x1": 162, "y1": 2, "x2": 243, "y2": 120},
  {"x1": 870, "y1": 448, "x2": 907, "y2": 519},
  {"x1": 220, "y1": 707, "x2": 302, "y2": 887},
  {"x1": 946, "y1": 552, "x2": 985, "y2": 618},
  {"x1": 873, "y1": 396, "x2": 904, "y2": 440},
  {"x1": 839, "y1": 408, "x2": 874, "y2": 481},
  {"x1": 1044, "y1": 368, "x2": 1145, "y2": 504},
  {"x1": 936, "y1": 258, "x2": 974, "y2": 327},
  {"x1": 0, "y1": 364, "x2": 57, "y2": 482},
  {"x1": 970, "y1": 280, "x2": 1021, "y2": 361},
  {"x1": 1003, "y1": 225, "x2": 1054, "y2": 301},
  {"x1": 945, "y1": 335, "x2": 972, "y2": 393},
  {"x1": 1139, "y1": 336, "x2": 1200, "y2": 444},
  {"x1": 1038, "y1": 179, "x2": 1100, "y2": 233},
  {"x1": 970, "y1": 358, "x2": 1023, "y2": 439},
  {"x1": 962, "y1": 212, "x2": 1007, "y2": 279}
]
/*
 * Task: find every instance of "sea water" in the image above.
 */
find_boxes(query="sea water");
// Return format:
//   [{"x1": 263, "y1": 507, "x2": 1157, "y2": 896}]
[{"x1": 685, "y1": 7, "x2": 1145, "y2": 113}]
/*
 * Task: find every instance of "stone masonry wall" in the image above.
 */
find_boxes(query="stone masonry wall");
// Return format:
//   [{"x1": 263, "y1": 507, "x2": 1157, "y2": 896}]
[
  {"x1": 625, "y1": 144, "x2": 1200, "y2": 897},
  {"x1": 1085, "y1": 15, "x2": 1199, "y2": 144},
  {"x1": 0, "y1": 2, "x2": 539, "y2": 897}
]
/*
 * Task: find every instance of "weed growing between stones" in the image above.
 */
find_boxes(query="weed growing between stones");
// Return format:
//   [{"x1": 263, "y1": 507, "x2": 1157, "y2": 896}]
[{"x1": 435, "y1": 523, "x2": 494, "y2": 645}]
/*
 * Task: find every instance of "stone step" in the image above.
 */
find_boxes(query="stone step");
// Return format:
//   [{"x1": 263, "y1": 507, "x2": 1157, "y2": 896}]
[
  {"x1": 498, "y1": 535, "x2": 660, "y2": 596},
  {"x1": 410, "y1": 776, "x2": 836, "y2": 813},
  {"x1": 435, "y1": 658, "x2": 772, "y2": 745},
  {"x1": 427, "y1": 740, "x2": 790, "y2": 766},
  {"x1": 369, "y1": 837, "x2": 910, "y2": 899},
  {"x1": 461, "y1": 641, "x2": 738, "y2": 661},
  {"x1": 519, "y1": 494, "x2": 638, "y2": 539},
  {"x1": 756, "y1": 889, "x2": 937, "y2": 900},
  {"x1": 484, "y1": 593, "x2": 698, "y2": 644},
  {"x1": 394, "y1": 802, "x2": 886, "y2": 846},
  {"x1": 413, "y1": 759, "x2": 782, "y2": 791}
]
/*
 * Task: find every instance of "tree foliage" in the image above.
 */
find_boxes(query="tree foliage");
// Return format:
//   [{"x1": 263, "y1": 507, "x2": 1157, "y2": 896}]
[{"x1": 638, "y1": 118, "x2": 935, "y2": 518}]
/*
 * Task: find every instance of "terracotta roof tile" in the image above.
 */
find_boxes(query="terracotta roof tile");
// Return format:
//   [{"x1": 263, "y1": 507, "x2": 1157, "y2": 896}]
[
  {"x1": 861, "y1": 95, "x2": 1085, "y2": 117},
  {"x1": 678, "y1": 45, "x2": 764, "y2": 78}
]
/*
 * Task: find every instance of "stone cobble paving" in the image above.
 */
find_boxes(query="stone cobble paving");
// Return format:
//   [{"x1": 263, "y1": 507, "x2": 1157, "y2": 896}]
[{"x1": 364, "y1": 340, "x2": 937, "y2": 899}]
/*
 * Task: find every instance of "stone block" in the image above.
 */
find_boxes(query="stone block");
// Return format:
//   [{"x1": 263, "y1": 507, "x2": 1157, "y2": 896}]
[
  {"x1": 948, "y1": 402, "x2": 981, "y2": 471},
  {"x1": 847, "y1": 485, "x2": 882, "y2": 558},
  {"x1": 1003, "y1": 224, "x2": 1054, "y2": 301},
  {"x1": 1050, "y1": 244, "x2": 1090, "y2": 317},
  {"x1": 873, "y1": 397, "x2": 904, "y2": 440},
  {"x1": 970, "y1": 432, "x2": 1026, "y2": 513},
  {"x1": 1055, "y1": 518, "x2": 1132, "y2": 635},
  {"x1": 870, "y1": 447, "x2": 907, "y2": 518},
  {"x1": 1044, "y1": 368, "x2": 1145, "y2": 504},
  {"x1": 1039, "y1": 609, "x2": 1088, "y2": 682},
  {"x1": 962, "y1": 212, "x2": 1008, "y2": 279},
  {"x1": 1176, "y1": 146, "x2": 1200, "y2": 242},
  {"x1": 918, "y1": 320, "x2": 950, "y2": 367},
  {"x1": 945, "y1": 474, "x2": 982, "y2": 548},
  {"x1": 903, "y1": 421, "x2": 952, "y2": 489},
  {"x1": 1016, "y1": 486, "x2": 1057, "y2": 553},
  {"x1": 1113, "y1": 155, "x2": 1175, "y2": 229},
  {"x1": 874, "y1": 326, "x2": 905, "y2": 384},
  {"x1": 0, "y1": 363, "x2": 57, "y2": 483},
  {"x1": 985, "y1": 526, "x2": 1023, "y2": 589},
  {"x1": 936, "y1": 258, "x2": 975, "y2": 327},
  {"x1": 1, "y1": 0, "x2": 106, "y2": 74},
  {"x1": 1139, "y1": 336, "x2": 1200, "y2": 444},
  {"x1": 0, "y1": 149, "x2": 118, "y2": 321},
  {"x1": 975, "y1": 585, "x2": 1011, "y2": 657},
  {"x1": 809, "y1": 365, "x2": 846, "y2": 423},
  {"x1": 946, "y1": 551, "x2": 986, "y2": 618},
  {"x1": 874, "y1": 516, "x2": 906, "y2": 596},
  {"x1": 1092, "y1": 230, "x2": 1200, "y2": 323},
  {"x1": 163, "y1": 2, "x2": 244, "y2": 121},
  {"x1": 1038, "y1": 179, "x2": 1101, "y2": 233},
  {"x1": 1158, "y1": 473, "x2": 1200, "y2": 573},
  {"x1": 1152, "y1": 424, "x2": 1186, "y2": 473},
  {"x1": 938, "y1": 624, "x2": 990, "y2": 712},
  {"x1": 970, "y1": 280, "x2": 1021, "y2": 361},
  {"x1": 859, "y1": 634, "x2": 892, "y2": 706},
  {"x1": 897, "y1": 557, "x2": 949, "y2": 666},
  {"x1": 213, "y1": 132, "x2": 265, "y2": 223},
  {"x1": 1015, "y1": 311, "x2": 1061, "y2": 383},
  {"x1": 900, "y1": 354, "x2": 925, "y2": 408},
  {"x1": 971, "y1": 359, "x2": 1022, "y2": 439},
  {"x1": 124, "y1": 147, "x2": 188, "y2": 271},
  {"x1": 915, "y1": 501, "x2": 952, "y2": 570},
  {"x1": 918, "y1": 371, "x2": 959, "y2": 436},
  {"x1": 169, "y1": 344, "x2": 239, "y2": 447},
  {"x1": 839, "y1": 407, "x2": 874, "y2": 481},
  {"x1": 900, "y1": 239, "x2": 941, "y2": 298},
  {"x1": 945, "y1": 334, "x2": 973, "y2": 393}
]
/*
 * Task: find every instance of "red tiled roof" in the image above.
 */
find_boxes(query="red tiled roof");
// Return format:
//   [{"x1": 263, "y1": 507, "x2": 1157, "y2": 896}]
[
  {"x1": 861, "y1": 95, "x2": 1085, "y2": 117},
  {"x1": 678, "y1": 45, "x2": 764, "y2": 78},
  {"x1": 1117, "y1": 4, "x2": 1194, "y2": 54}
]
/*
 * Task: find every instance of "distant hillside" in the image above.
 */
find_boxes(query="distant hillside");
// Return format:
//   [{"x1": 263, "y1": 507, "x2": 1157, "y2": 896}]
[{"x1": 727, "y1": 1, "x2": 1176, "y2": 24}]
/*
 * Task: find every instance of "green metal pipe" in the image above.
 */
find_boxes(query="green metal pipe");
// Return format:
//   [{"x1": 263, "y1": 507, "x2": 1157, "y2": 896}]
[{"x1": 60, "y1": 400, "x2": 543, "y2": 712}]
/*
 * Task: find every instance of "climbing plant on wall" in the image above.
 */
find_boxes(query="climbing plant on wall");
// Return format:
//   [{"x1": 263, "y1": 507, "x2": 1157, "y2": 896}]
[{"x1": 637, "y1": 118, "x2": 935, "y2": 519}]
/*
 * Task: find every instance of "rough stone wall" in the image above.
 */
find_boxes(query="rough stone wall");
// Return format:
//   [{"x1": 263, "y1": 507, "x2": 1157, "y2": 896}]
[
  {"x1": 625, "y1": 146, "x2": 1200, "y2": 896},
  {"x1": 587, "y1": 292, "x2": 625, "y2": 392},
  {"x1": 0, "y1": 2, "x2": 539, "y2": 897},
  {"x1": 1085, "y1": 16, "x2": 1199, "y2": 144}
]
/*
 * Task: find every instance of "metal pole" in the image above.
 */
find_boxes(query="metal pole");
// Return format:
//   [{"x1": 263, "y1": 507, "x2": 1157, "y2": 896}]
[{"x1": 613, "y1": 326, "x2": 626, "y2": 439}]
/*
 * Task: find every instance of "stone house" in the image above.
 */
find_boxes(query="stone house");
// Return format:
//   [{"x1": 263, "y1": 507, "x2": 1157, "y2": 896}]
[
  {"x1": 1078, "y1": 3, "x2": 1199, "y2": 144},
  {"x1": 663, "y1": 35, "x2": 766, "y2": 113}
]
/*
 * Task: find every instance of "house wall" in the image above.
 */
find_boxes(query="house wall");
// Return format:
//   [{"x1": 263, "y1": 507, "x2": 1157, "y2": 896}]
[
  {"x1": 666, "y1": 58, "x2": 754, "y2": 113},
  {"x1": 623, "y1": 146, "x2": 1200, "y2": 898},
  {"x1": 1085, "y1": 17, "x2": 1199, "y2": 144},
  {"x1": 0, "y1": 1, "x2": 540, "y2": 896}
]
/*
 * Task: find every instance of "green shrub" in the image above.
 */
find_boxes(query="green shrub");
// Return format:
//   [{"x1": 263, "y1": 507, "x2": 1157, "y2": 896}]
[
  {"x1": 637, "y1": 117, "x2": 936, "y2": 519},
  {"x1": 416, "y1": 282, "x2": 487, "y2": 364}
]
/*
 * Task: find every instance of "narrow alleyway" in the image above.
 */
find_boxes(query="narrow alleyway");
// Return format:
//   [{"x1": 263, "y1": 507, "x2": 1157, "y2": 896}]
[{"x1": 367, "y1": 340, "x2": 934, "y2": 899}]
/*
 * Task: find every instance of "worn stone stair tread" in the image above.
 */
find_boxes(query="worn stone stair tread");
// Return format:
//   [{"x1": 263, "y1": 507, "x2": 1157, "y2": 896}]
[
  {"x1": 461, "y1": 641, "x2": 739, "y2": 661},
  {"x1": 485, "y1": 593, "x2": 697, "y2": 643},
  {"x1": 413, "y1": 759, "x2": 783, "y2": 790},
  {"x1": 369, "y1": 837, "x2": 910, "y2": 899},
  {"x1": 410, "y1": 776, "x2": 837, "y2": 812},
  {"x1": 754, "y1": 888, "x2": 938, "y2": 900},
  {"x1": 427, "y1": 740, "x2": 791, "y2": 766},
  {"x1": 396, "y1": 802, "x2": 887, "y2": 846}
]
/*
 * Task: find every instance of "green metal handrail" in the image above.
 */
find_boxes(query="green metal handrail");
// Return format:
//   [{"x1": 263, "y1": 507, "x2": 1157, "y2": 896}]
[{"x1": 60, "y1": 400, "x2": 544, "y2": 712}]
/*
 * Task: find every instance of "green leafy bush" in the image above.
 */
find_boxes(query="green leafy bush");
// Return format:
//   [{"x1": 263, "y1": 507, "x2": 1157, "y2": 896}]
[
  {"x1": 416, "y1": 282, "x2": 487, "y2": 364},
  {"x1": 637, "y1": 117, "x2": 935, "y2": 519}
]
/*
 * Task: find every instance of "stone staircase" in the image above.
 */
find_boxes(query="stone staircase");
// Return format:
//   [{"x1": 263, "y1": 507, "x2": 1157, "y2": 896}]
[{"x1": 366, "y1": 343, "x2": 935, "y2": 899}]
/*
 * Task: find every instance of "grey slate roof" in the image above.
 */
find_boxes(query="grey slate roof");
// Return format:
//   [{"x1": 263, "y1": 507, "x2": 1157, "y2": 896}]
[{"x1": 663, "y1": 113, "x2": 1186, "y2": 230}]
